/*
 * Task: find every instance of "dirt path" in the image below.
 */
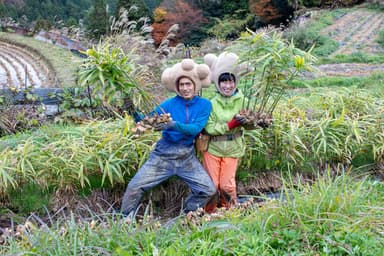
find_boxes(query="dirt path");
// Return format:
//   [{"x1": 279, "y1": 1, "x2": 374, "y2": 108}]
[{"x1": 316, "y1": 8, "x2": 384, "y2": 77}]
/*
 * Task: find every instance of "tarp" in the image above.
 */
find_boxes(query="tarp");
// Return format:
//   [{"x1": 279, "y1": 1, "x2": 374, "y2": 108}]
[{"x1": 0, "y1": 88, "x2": 64, "y2": 105}]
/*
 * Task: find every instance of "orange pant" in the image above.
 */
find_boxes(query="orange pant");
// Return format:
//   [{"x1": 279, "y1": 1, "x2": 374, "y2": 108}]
[{"x1": 203, "y1": 151, "x2": 239, "y2": 212}]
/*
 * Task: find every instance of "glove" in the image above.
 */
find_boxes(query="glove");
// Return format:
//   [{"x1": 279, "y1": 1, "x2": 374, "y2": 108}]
[
  {"x1": 153, "y1": 121, "x2": 176, "y2": 131},
  {"x1": 234, "y1": 115, "x2": 248, "y2": 125},
  {"x1": 227, "y1": 117, "x2": 242, "y2": 130}
]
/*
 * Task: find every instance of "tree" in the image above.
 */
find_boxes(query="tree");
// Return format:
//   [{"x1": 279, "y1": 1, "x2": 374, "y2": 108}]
[
  {"x1": 151, "y1": 0, "x2": 206, "y2": 46},
  {"x1": 1, "y1": 0, "x2": 94, "y2": 26},
  {"x1": 249, "y1": 0, "x2": 294, "y2": 26},
  {"x1": 115, "y1": 0, "x2": 152, "y2": 20},
  {"x1": 84, "y1": 0, "x2": 109, "y2": 39}
]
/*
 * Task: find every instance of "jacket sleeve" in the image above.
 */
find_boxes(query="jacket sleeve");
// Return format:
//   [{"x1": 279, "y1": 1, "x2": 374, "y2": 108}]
[
  {"x1": 205, "y1": 96, "x2": 247, "y2": 135},
  {"x1": 173, "y1": 101, "x2": 212, "y2": 136},
  {"x1": 204, "y1": 110, "x2": 231, "y2": 135}
]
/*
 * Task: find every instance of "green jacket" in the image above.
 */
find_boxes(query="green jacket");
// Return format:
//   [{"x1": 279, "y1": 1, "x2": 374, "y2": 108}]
[{"x1": 205, "y1": 91, "x2": 247, "y2": 158}]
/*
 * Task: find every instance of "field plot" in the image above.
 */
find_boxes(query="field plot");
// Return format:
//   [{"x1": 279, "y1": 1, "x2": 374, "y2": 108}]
[
  {"x1": 0, "y1": 33, "x2": 81, "y2": 88},
  {"x1": 0, "y1": 40, "x2": 54, "y2": 88},
  {"x1": 322, "y1": 9, "x2": 384, "y2": 55}
]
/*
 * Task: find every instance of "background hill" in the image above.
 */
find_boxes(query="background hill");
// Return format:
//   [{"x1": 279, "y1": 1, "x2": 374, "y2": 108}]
[{"x1": 0, "y1": 0, "x2": 370, "y2": 45}]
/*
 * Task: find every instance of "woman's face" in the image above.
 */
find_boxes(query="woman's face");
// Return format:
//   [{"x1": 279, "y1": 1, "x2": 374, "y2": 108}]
[{"x1": 219, "y1": 79, "x2": 236, "y2": 97}]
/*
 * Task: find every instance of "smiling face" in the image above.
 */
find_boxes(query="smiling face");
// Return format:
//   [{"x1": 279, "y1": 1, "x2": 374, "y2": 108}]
[
  {"x1": 177, "y1": 77, "x2": 195, "y2": 100},
  {"x1": 219, "y1": 80, "x2": 236, "y2": 97},
  {"x1": 218, "y1": 73, "x2": 236, "y2": 97}
]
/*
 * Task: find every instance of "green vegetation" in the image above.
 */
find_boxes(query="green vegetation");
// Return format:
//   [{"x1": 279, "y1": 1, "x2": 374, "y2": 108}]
[
  {"x1": 84, "y1": 0, "x2": 109, "y2": 39},
  {"x1": 1, "y1": 174, "x2": 383, "y2": 255},
  {"x1": 377, "y1": 30, "x2": 384, "y2": 48},
  {"x1": 0, "y1": 0, "x2": 98, "y2": 26},
  {"x1": 290, "y1": 72, "x2": 384, "y2": 89},
  {"x1": 0, "y1": 119, "x2": 158, "y2": 214},
  {"x1": 1, "y1": 5, "x2": 384, "y2": 255},
  {"x1": 240, "y1": 86, "x2": 384, "y2": 174},
  {"x1": 8, "y1": 183, "x2": 51, "y2": 215},
  {"x1": 320, "y1": 52, "x2": 384, "y2": 64},
  {"x1": 77, "y1": 42, "x2": 155, "y2": 111}
]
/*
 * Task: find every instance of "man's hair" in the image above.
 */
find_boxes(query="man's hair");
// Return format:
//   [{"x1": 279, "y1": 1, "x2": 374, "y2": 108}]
[
  {"x1": 218, "y1": 72, "x2": 236, "y2": 83},
  {"x1": 176, "y1": 76, "x2": 195, "y2": 86}
]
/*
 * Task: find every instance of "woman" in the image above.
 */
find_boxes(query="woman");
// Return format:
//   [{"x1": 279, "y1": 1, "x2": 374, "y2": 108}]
[{"x1": 202, "y1": 52, "x2": 249, "y2": 212}]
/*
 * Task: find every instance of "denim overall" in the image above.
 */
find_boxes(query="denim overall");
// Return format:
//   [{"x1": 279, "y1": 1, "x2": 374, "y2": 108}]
[{"x1": 121, "y1": 138, "x2": 215, "y2": 215}]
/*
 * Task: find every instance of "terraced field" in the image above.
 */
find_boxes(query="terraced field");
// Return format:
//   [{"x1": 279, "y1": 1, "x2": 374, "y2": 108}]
[
  {"x1": 322, "y1": 9, "x2": 384, "y2": 55},
  {"x1": 318, "y1": 8, "x2": 384, "y2": 77},
  {"x1": 0, "y1": 40, "x2": 55, "y2": 88},
  {"x1": 0, "y1": 33, "x2": 80, "y2": 89}
]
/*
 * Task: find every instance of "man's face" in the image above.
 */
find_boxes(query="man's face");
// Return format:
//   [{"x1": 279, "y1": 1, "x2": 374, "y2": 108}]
[{"x1": 178, "y1": 77, "x2": 195, "y2": 100}]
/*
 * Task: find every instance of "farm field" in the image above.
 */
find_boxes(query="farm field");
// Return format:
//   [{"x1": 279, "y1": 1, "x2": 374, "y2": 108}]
[
  {"x1": 313, "y1": 8, "x2": 384, "y2": 77},
  {"x1": 0, "y1": 33, "x2": 82, "y2": 88},
  {"x1": 1, "y1": 5, "x2": 384, "y2": 255},
  {"x1": 0, "y1": 39, "x2": 54, "y2": 88}
]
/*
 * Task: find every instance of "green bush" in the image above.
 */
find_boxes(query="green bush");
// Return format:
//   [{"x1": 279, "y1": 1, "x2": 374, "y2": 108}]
[
  {"x1": 8, "y1": 183, "x2": 51, "y2": 215},
  {"x1": 377, "y1": 30, "x2": 384, "y2": 48}
]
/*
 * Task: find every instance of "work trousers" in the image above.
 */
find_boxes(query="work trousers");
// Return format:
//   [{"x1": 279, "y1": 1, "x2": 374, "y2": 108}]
[
  {"x1": 121, "y1": 139, "x2": 216, "y2": 216},
  {"x1": 203, "y1": 151, "x2": 239, "y2": 212}
]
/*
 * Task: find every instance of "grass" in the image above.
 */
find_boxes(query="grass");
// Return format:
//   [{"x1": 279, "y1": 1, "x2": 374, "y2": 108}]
[
  {"x1": 377, "y1": 30, "x2": 384, "y2": 48},
  {"x1": 7, "y1": 183, "x2": 51, "y2": 215},
  {"x1": 0, "y1": 32, "x2": 81, "y2": 87},
  {"x1": 319, "y1": 52, "x2": 384, "y2": 64},
  {"x1": 290, "y1": 72, "x2": 384, "y2": 90},
  {"x1": 1, "y1": 173, "x2": 383, "y2": 255},
  {"x1": 0, "y1": 118, "x2": 158, "y2": 214}
]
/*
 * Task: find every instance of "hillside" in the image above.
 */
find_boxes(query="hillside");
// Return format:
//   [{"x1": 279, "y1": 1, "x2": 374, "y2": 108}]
[{"x1": 1, "y1": 5, "x2": 384, "y2": 255}]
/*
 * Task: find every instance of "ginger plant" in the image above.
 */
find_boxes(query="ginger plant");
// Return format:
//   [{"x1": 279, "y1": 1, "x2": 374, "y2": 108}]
[
  {"x1": 229, "y1": 28, "x2": 317, "y2": 128},
  {"x1": 77, "y1": 42, "x2": 157, "y2": 117}
]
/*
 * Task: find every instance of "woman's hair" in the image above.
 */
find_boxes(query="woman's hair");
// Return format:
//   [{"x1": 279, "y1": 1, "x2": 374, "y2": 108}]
[{"x1": 218, "y1": 72, "x2": 236, "y2": 83}]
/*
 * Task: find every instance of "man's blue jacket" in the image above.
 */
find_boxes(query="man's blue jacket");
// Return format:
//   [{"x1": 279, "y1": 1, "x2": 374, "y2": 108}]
[{"x1": 155, "y1": 95, "x2": 212, "y2": 146}]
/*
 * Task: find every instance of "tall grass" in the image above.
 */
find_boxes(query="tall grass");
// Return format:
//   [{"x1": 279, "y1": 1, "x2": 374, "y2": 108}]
[
  {"x1": 0, "y1": 117, "x2": 158, "y2": 212},
  {"x1": 1, "y1": 173, "x2": 383, "y2": 255},
  {"x1": 241, "y1": 86, "x2": 384, "y2": 173}
]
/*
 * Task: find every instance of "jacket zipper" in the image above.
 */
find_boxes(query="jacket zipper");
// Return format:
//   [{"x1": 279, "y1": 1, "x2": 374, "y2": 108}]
[{"x1": 185, "y1": 102, "x2": 189, "y2": 124}]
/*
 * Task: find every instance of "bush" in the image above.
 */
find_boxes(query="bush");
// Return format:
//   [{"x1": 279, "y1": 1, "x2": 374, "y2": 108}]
[{"x1": 377, "y1": 30, "x2": 384, "y2": 48}]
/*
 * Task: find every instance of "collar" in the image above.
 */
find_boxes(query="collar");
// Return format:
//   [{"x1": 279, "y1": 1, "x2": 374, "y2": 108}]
[{"x1": 175, "y1": 95, "x2": 199, "y2": 105}]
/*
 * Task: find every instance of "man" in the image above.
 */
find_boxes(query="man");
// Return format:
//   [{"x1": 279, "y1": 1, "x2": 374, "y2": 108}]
[{"x1": 121, "y1": 59, "x2": 216, "y2": 217}]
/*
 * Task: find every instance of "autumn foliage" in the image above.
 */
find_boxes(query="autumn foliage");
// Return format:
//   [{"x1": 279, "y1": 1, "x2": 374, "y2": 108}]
[
  {"x1": 249, "y1": 0, "x2": 283, "y2": 24},
  {"x1": 151, "y1": 0, "x2": 206, "y2": 46}
]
